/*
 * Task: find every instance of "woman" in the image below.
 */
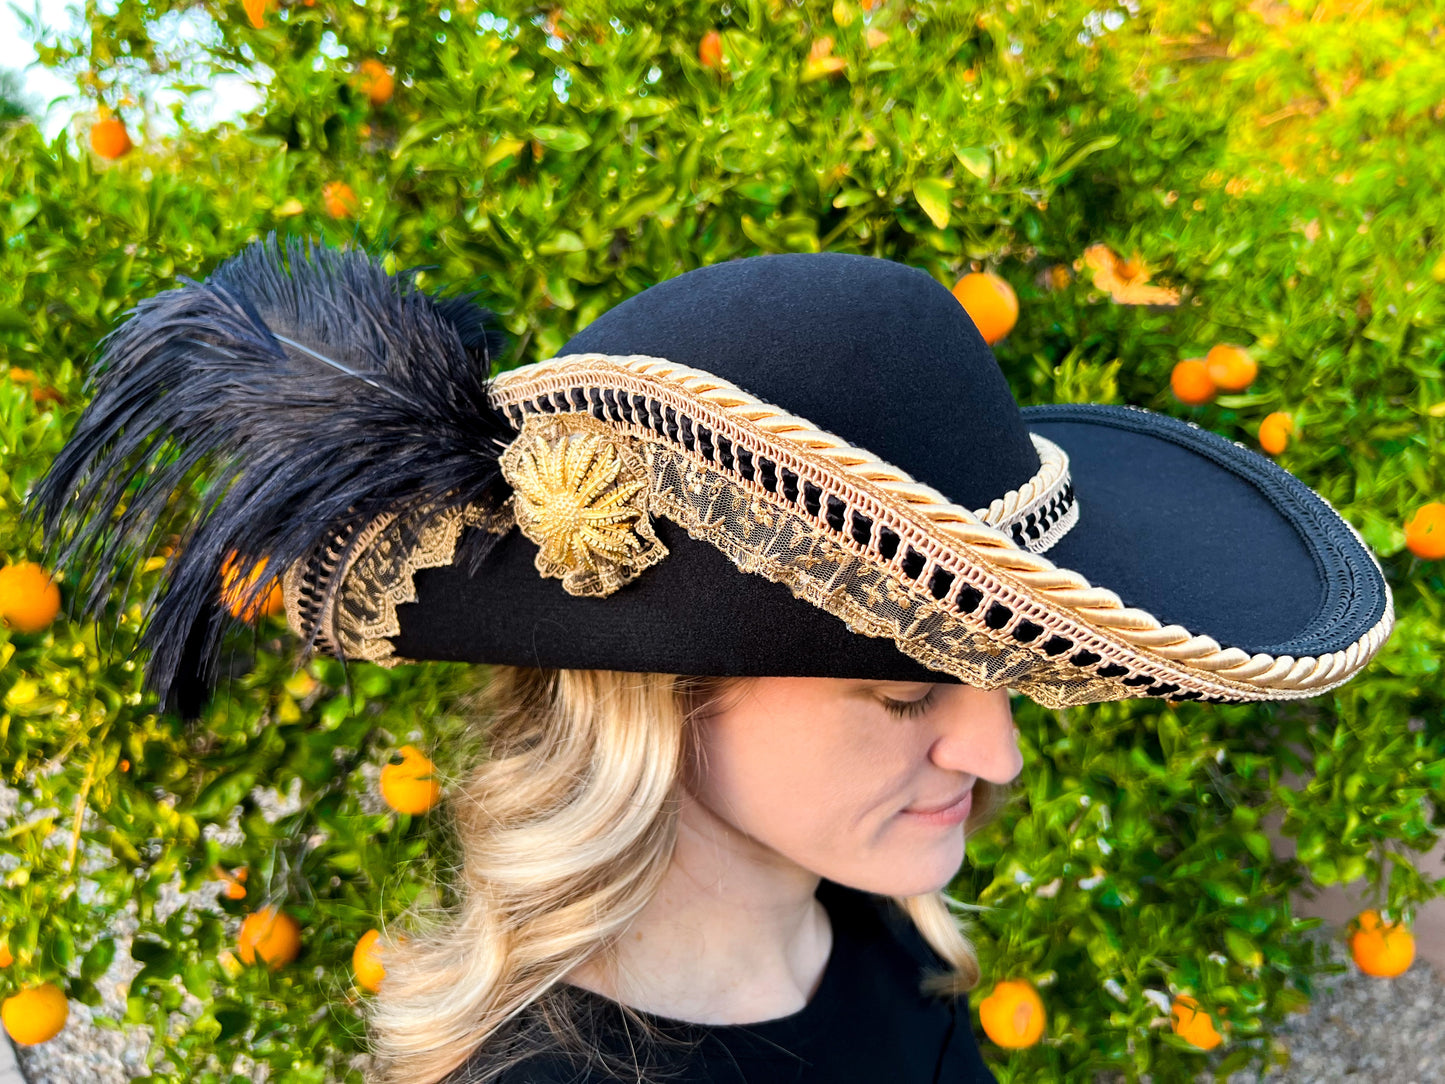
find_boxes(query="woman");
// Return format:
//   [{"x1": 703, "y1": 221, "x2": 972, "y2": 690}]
[
  {"x1": 372, "y1": 668, "x2": 1019, "y2": 1084},
  {"x1": 32, "y1": 236, "x2": 1394, "y2": 1083}
]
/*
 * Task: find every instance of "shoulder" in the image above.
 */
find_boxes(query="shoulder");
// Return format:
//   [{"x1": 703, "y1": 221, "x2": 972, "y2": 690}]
[
  {"x1": 438, "y1": 996, "x2": 694, "y2": 1084},
  {"x1": 458, "y1": 1044, "x2": 712, "y2": 1084}
]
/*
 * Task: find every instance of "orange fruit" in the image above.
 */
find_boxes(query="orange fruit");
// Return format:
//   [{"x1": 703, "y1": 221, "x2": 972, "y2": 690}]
[
  {"x1": 1205, "y1": 344, "x2": 1257, "y2": 392},
  {"x1": 951, "y1": 272, "x2": 1019, "y2": 346},
  {"x1": 356, "y1": 59, "x2": 394, "y2": 106},
  {"x1": 353, "y1": 928, "x2": 388, "y2": 993},
  {"x1": 699, "y1": 29, "x2": 724, "y2": 69},
  {"x1": 2, "y1": 983, "x2": 69, "y2": 1045},
  {"x1": 237, "y1": 906, "x2": 302, "y2": 969},
  {"x1": 243, "y1": 0, "x2": 267, "y2": 28},
  {"x1": 1258, "y1": 411, "x2": 1295, "y2": 456},
  {"x1": 214, "y1": 865, "x2": 249, "y2": 901},
  {"x1": 380, "y1": 745, "x2": 442, "y2": 815},
  {"x1": 0, "y1": 941, "x2": 13, "y2": 968},
  {"x1": 1404, "y1": 502, "x2": 1445, "y2": 560},
  {"x1": 219, "y1": 551, "x2": 284, "y2": 622},
  {"x1": 323, "y1": 180, "x2": 359, "y2": 219},
  {"x1": 1170, "y1": 994, "x2": 1223, "y2": 1050},
  {"x1": 1170, "y1": 358, "x2": 1216, "y2": 405},
  {"x1": 978, "y1": 978, "x2": 1045, "y2": 1049},
  {"x1": 89, "y1": 117, "x2": 133, "y2": 159},
  {"x1": 0, "y1": 561, "x2": 62, "y2": 634},
  {"x1": 801, "y1": 54, "x2": 847, "y2": 80},
  {"x1": 1349, "y1": 909, "x2": 1415, "y2": 977}
]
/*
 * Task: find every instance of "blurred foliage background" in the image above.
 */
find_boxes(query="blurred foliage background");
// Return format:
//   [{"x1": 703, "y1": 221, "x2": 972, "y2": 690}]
[{"x1": 1, "y1": 0, "x2": 1443, "y2": 1080}]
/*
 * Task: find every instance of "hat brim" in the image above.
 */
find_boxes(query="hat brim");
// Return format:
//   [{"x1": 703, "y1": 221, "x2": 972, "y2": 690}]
[{"x1": 1021, "y1": 403, "x2": 1388, "y2": 664}]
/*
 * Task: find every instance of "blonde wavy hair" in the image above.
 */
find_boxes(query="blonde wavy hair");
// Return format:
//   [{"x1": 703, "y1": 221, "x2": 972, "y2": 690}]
[{"x1": 364, "y1": 666, "x2": 1012, "y2": 1084}]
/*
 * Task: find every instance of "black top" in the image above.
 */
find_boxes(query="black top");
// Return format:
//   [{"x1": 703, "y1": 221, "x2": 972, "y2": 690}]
[{"x1": 446, "y1": 880, "x2": 998, "y2": 1084}]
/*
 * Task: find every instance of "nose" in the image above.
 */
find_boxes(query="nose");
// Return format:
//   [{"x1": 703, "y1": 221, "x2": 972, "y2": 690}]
[{"x1": 929, "y1": 687, "x2": 1022, "y2": 785}]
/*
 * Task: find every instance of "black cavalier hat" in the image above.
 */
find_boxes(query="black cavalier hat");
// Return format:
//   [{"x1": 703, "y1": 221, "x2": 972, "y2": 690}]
[{"x1": 33, "y1": 234, "x2": 1395, "y2": 713}]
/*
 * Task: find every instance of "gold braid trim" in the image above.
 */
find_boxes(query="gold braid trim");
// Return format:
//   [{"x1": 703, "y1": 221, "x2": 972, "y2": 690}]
[{"x1": 284, "y1": 352, "x2": 1393, "y2": 703}]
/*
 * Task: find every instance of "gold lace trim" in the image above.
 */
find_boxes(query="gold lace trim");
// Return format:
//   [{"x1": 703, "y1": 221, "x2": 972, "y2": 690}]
[
  {"x1": 647, "y1": 445, "x2": 1233, "y2": 708},
  {"x1": 284, "y1": 503, "x2": 509, "y2": 667}
]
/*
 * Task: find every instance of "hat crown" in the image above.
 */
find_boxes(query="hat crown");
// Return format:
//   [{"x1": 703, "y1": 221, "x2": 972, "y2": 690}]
[{"x1": 561, "y1": 252, "x2": 1040, "y2": 512}]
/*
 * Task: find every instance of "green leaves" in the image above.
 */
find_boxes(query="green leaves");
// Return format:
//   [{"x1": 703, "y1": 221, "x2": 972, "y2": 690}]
[
  {"x1": 1038, "y1": 134, "x2": 1122, "y2": 186},
  {"x1": 530, "y1": 125, "x2": 591, "y2": 152},
  {"x1": 954, "y1": 147, "x2": 993, "y2": 183},
  {"x1": 913, "y1": 177, "x2": 954, "y2": 230}
]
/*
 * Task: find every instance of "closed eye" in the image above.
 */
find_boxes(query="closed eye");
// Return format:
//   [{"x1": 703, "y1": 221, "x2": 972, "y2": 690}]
[{"x1": 881, "y1": 687, "x2": 938, "y2": 718}]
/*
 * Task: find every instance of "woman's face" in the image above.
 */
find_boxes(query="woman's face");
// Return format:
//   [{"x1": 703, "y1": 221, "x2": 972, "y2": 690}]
[{"x1": 683, "y1": 677, "x2": 1023, "y2": 898}]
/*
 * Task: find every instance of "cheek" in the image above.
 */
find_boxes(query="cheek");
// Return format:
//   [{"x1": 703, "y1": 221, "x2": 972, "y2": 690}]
[
  {"x1": 691, "y1": 708, "x2": 909, "y2": 855},
  {"x1": 685, "y1": 685, "x2": 980, "y2": 895}
]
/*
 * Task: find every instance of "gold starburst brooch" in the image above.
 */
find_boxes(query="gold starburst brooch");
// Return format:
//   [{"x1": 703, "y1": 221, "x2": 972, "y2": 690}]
[{"x1": 500, "y1": 413, "x2": 668, "y2": 597}]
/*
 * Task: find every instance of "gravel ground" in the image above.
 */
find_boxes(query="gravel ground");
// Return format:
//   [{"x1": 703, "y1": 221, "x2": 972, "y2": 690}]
[
  {"x1": 15, "y1": 877, "x2": 201, "y2": 1084},
  {"x1": 1232, "y1": 940, "x2": 1443, "y2": 1083},
  {"x1": 9, "y1": 779, "x2": 309, "y2": 1084}
]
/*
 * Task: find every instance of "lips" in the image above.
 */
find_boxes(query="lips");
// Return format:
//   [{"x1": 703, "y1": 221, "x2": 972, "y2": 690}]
[{"x1": 906, "y1": 787, "x2": 973, "y2": 815}]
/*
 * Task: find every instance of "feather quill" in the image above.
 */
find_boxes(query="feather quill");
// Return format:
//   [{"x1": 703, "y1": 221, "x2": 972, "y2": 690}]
[{"x1": 27, "y1": 231, "x2": 514, "y2": 713}]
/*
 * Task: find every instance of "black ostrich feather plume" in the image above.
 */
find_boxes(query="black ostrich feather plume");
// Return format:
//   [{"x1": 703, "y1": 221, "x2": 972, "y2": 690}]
[{"x1": 27, "y1": 231, "x2": 514, "y2": 715}]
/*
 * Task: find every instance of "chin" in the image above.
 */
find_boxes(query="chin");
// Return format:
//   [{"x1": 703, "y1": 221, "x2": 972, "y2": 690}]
[{"x1": 837, "y1": 834, "x2": 967, "y2": 898}]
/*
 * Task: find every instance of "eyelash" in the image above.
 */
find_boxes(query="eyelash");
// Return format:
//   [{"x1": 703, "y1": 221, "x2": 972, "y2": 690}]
[{"x1": 881, "y1": 687, "x2": 938, "y2": 718}]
